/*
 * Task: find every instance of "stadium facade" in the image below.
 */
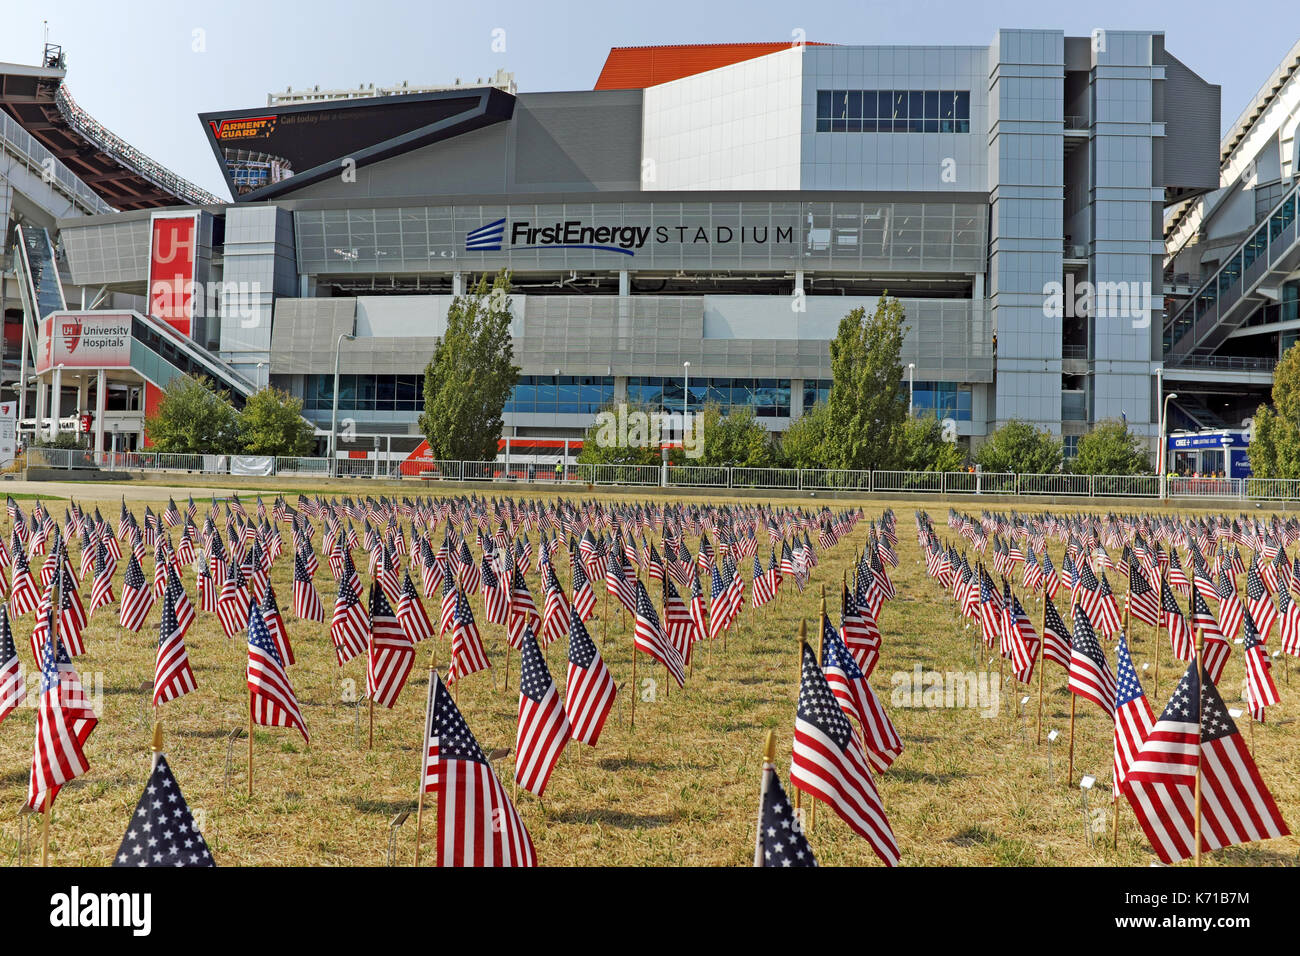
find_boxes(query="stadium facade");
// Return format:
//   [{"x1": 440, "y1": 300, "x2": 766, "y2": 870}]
[{"x1": 1, "y1": 30, "x2": 1295, "y2": 470}]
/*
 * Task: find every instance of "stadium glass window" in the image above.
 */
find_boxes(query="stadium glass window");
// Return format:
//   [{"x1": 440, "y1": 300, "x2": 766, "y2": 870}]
[
  {"x1": 628, "y1": 376, "x2": 790, "y2": 417},
  {"x1": 911, "y1": 381, "x2": 972, "y2": 422},
  {"x1": 817, "y1": 90, "x2": 969, "y2": 133},
  {"x1": 505, "y1": 376, "x2": 614, "y2": 415},
  {"x1": 802, "y1": 379, "x2": 832, "y2": 409},
  {"x1": 303, "y1": 374, "x2": 427, "y2": 412}
]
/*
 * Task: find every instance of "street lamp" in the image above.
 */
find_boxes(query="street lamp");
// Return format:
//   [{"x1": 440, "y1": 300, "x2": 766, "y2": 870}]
[
  {"x1": 907, "y1": 363, "x2": 916, "y2": 416},
  {"x1": 329, "y1": 332, "x2": 356, "y2": 476},
  {"x1": 683, "y1": 361, "x2": 690, "y2": 440},
  {"x1": 1160, "y1": 391, "x2": 1179, "y2": 499}
]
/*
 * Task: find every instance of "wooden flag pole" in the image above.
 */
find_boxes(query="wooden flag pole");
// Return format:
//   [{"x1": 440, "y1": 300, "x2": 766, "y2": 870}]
[
  {"x1": 1036, "y1": 589, "x2": 1047, "y2": 744},
  {"x1": 247, "y1": 685, "x2": 255, "y2": 798},
  {"x1": 754, "y1": 730, "x2": 776, "y2": 866},
  {"x1": 1193, "y1": 629, "x2": 1205, "y2": 867},
  {"x1": 39, "y1": 790, "x2": 51, "y2": 863},
  {"x1": 152, "y1": 720, "x2": 164, "y2": 772},
  {"x1": 1066, "y1": 695, "x2": 1076, "y2": 788},
  {"x1": 794, "y1": 619, "x2": 806, "y2": 820},
  {"x1": 630, "y1": 625, "x2": 638, "y2": 731},
  {"x1": 414, "y1": 648, "x2": 436, "y2": 867}
]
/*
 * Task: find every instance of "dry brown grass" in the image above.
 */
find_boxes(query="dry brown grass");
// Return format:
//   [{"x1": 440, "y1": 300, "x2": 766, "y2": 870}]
[{"x1": 2, "y1": 487, "x2": 1297, "y2": 867}]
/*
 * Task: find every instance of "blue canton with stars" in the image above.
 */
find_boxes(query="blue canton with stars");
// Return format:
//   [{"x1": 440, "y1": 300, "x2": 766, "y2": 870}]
[
  {"x1": 568, "y1": 607, "x2": 598, "y2": 668},
  {"x1": 519, "y1": 628, "x2": 555, "y2": 704},
  {"x1": 797, "y1": 643, "x2": 853, "y2": 750},
  {"x1": 113, "y1": 756, "x2": 215, "y2": 867},
  {"x1": 758, "y1": 768, "x2": 816, "y2": 867},
  {"x1": 1115, "y1": 631, "x2": 1145, "y2": 707},
  {"x1": 432, "y1": 675, "x2": 488, "y2": 766}
]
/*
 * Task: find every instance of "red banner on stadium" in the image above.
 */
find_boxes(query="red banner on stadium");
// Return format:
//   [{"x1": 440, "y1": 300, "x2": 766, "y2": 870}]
[{"x1": 148, "y1": 213, "x2": 199, "y2": 338}]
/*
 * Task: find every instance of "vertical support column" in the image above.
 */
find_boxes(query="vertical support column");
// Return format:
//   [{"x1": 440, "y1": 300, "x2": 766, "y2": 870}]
[
  {"x1": 34, "y1": 374, "x2": 47, "y2": 441},
  {"x1": 94, "y1": 368, "x2": 107, "y2": 459},
  {"x1": 49, "y1": 366, "x2": 62, "y2": 441},
  {"x1": 452, "y1": 272, "x2": 464, "y2": 297},
  {"x1": 76, "y1": 374, "x2": 88, "y2": 424},
  {"x1": 618, "y1": 270, "x2": 631, "y2": 362}
]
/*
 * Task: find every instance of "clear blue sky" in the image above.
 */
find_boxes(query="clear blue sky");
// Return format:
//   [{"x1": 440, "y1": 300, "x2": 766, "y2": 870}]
[{"x1": 1, "y1": 0, "x2": 1294, "y2": 198}]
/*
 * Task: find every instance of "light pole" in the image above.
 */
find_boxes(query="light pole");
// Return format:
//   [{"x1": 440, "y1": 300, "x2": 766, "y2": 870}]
[
  {"x1": 682, "y1": 361, "x2": 690, "y2": 443},
  {"x1": 907, "y1": 363, "x2": 916, "y2": 416},
  {"x1": 1160, "y1": 391, "x2": 1178, "y2": 499},
  {"x1": 329, "y1": 332, "x2": 355, "y2": 477}
]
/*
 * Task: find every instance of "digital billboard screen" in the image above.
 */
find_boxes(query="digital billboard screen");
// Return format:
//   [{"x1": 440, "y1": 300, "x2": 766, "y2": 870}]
[{"x1": 199, "y1": 89, "x2": 513, "y2": 201}]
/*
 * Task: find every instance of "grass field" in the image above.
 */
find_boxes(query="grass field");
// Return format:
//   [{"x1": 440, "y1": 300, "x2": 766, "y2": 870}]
[{"x1": 2, "y1": 487, "x2": 1297, "y2": 867}]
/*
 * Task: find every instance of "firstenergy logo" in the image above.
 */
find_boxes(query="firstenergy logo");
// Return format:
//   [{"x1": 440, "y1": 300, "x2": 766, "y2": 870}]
[
  {"x1": 465, "y1": 218, "x2": 795, "y2": 256},
  {"x1": 465, "y1": 219, "x2": 506, "y2": 252},
  {"x1": 465, "y1": 218, "x2": 638, "y2": 255}
]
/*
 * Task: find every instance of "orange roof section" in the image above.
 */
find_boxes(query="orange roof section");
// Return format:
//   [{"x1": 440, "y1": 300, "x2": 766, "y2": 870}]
[{"x1": 593, "y1": 41, "x2": 829, "y2": 90}]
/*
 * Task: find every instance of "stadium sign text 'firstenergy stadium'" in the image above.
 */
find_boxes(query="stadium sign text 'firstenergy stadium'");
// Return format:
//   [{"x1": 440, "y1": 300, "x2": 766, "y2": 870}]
[{"x1": 466, "y1": 218, "x2": 796, "y2": 254}]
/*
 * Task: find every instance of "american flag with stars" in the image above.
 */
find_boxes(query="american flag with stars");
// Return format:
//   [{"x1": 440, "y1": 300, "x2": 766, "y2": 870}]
[
  {"x1": 789, "y1": 642, "x2": 898, "y2": 866},
  {"x1": 1124, "y1": 660, "x2": 1289, "y2": 864},
  {"x1": 564, "y1": 606, "x2": 616, "y2": 747},
  {"x1": 514, "y1": 628, "x2": 570, "y2": 797},
  {"x1": 754, "y1": 751, "x2": 816, "y2": 867},
  {"x1": 112, "y1": 754, "x2": 215, "y2": 867},
  {"x1": 429, "y1": 671, "x2": 536, "y2": 866}
]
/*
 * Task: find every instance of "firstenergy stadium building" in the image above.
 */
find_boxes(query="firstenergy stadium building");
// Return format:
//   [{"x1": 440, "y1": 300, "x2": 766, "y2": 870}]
[{"x1": 4, "y1": 31, "x2": 1246, "y2": 465}]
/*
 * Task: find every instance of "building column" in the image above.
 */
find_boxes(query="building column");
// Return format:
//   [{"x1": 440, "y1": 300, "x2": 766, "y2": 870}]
[
  {"x1": 49, "y1": 366, "x2": 62, "y2": 441},
  {"x1": 452, "y1": 271, "x2": 464, "y2": 297},
  {"x1": 34, "y1": 374, "x2": 47, "y2": 441},
  {"x1": 95, "y1": 368, "x2": 107, "y2": 457},
  {"x1": 618, "y1": 270, "x2": 630, "y2": 355},
  {"x1": 789, "y1": 378, "x2": 805, "y2": 420}
]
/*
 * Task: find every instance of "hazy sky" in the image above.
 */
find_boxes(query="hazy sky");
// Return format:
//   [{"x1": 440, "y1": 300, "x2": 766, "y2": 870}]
[{"x1": 1, "y1": 0, "x2": 1294, "y2": 198}]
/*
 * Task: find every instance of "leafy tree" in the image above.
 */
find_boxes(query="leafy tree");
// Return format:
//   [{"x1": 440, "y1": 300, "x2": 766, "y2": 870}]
[
  {"x1": 1248, "y1": 342, "x2": 1300, "y2": 478},
  {"x1": 894, "y1": 412, "x2": 967, "y2": 472},
  {"x1": 418, "y1": 272, "x2": 520, "y2": 461},
  {"x1": 779, "y1": 401, "x2": 830, "y2": 469},
  {"x1": 1071, "y1": 418, "x2": 1150, "y2": 475},
  {"x1": 975, "y1": 420, "x2": 1062, "y2": 474},
  {"x1": 239, "y1": 387, "x2": 316, "y2": 457},
  {"x1": 696, "y1": 403, "x2": 777, "y2": 467},
  {"x1": 576, "y1": 400, "x2": 667, "y2": 466},
  {"x1": 144, "y1": 374, "x2": 240, "y2": 454},
  {"x1": 823, "y1": 296, "x2": 908, "y2": 470}
]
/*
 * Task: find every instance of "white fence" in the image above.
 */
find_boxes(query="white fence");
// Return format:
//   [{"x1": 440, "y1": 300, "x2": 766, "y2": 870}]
[{"x1": 20, "y1": 446, "x2": 1294, "y2": 501}]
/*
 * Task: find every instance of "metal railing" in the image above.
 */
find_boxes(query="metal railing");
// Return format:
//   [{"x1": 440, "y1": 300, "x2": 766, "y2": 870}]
[
  {"x1": 0, "y1": 110, "x2": 115, "y2": 214},
  {"x1": 667, "y1": 465, "x2": 731, "y2": 488},
  {"x1": 54, "y1": 85, "x2": 221, "y2": 207},
  {"x1": 22, "y1": 448, "x2": 1300, "y2": 502}
]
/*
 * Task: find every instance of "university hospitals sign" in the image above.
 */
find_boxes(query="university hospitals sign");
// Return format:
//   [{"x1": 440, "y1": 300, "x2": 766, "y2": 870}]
[{"x1": 36, "y1": 313, "x2": 133, "y2": 373}]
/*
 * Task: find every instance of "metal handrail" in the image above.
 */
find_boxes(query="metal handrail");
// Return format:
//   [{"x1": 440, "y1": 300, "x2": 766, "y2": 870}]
[
  {"x1": 53, "y1": 85, "x2": 221, "y2": 207},
  {"x1": 1163, "y1": 178, "x2": 1300, "y2": 343}
]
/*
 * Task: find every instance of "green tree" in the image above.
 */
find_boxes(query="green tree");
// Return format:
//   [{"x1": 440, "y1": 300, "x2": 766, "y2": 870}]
[
  {"x1": 1248, "y1": 342, "x2": 1300, "y2": 478},
  {"x1": 418, "y1": 272, "x2": 520, "y2": 461},
  {"x1": 823, "y1": 295, "x2": 908, "y2": 470},
  {"x1": 576, "y1": 400, "x2": 663, "y2": 466},
  {"x1": 975, "y1": 420, "x2": 1062, "y2": 474},
  {"x1": 894, "y1": 412, "x2": 967, "y2": 472},
  {"x1": 239, "y1": 387, "x2": 316, "y2": 457},
  {"x1": 144, "y1": 374, "x2": 240, "y2": 454},
  {"x1": 778, "y1": 401, "x2": 830, "y2": 468},
  {"x1": 1072, "y1": 418, "x2": 1150, "y2": 475},
  {"x1": 696, "y1": 403, "x2": 777, "y2": 467}
]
